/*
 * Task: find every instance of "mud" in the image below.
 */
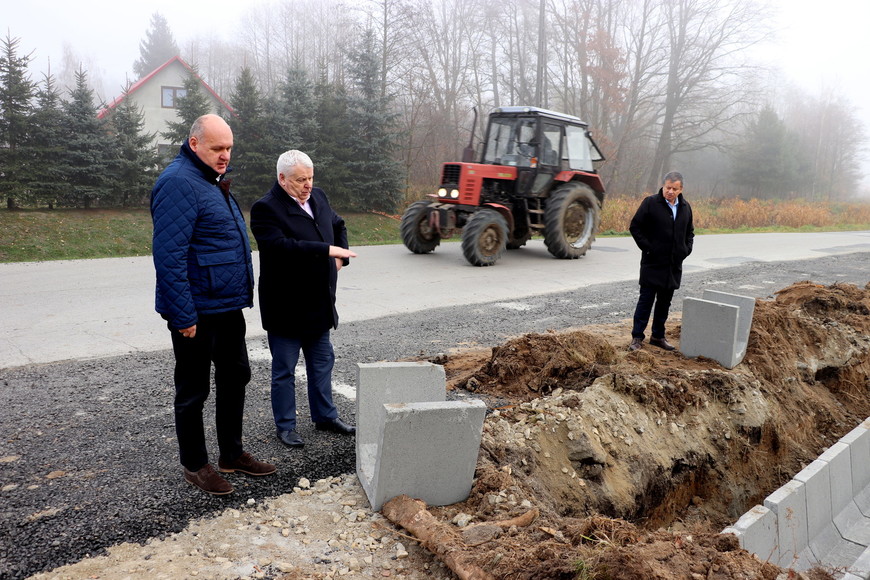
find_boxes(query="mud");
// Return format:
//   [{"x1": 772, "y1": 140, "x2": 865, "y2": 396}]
[{"x1": 410, "y1": 281, "x2": 870, "y2": 579}]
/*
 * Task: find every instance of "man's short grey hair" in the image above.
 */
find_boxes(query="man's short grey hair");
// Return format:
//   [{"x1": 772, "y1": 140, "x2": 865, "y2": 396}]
[
  {"x1": 277, "y1": 150, "x2": 314, "y2": 180},
  {"x1": 663, "y1": 171, "x2": 684, "y2": 185}
]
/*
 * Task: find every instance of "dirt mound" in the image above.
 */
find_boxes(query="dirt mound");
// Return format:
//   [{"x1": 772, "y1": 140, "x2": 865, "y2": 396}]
[{"x1": 397, "y1": 282, "x2": 870, "y2": 580}]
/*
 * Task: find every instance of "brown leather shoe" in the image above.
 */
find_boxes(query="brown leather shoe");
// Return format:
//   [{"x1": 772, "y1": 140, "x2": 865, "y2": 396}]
[
  {"x1": 628, "y1": 337, "x2": 643, "y2": 351},
  {"x1": 649, "y1": 337, "x2": 676, "y2": 351},
  {"x1": 218, "y1": 452, "x2": 276, "y2": 476},
  {"x1": 184, "y1": 464, "x2": 234, "y2": 495}
]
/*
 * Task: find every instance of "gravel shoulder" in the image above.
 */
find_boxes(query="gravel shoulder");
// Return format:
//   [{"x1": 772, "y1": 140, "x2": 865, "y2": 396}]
[{"x1": 2, "y1": 252, "x2": 869, "y2": 579}]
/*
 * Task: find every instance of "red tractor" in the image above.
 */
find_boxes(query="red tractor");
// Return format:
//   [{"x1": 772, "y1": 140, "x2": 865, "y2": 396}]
[{"x1": 401, "y1": 106, "x2": 606, "y2": 266}]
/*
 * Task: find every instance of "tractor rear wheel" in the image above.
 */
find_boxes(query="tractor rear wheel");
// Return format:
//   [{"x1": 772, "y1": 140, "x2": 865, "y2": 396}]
[
  {"x1": 543, "y1": 183, "x2": 600, "y2": 259},
  {"x1": 461, "y1": 209, "x2": 508, "y2": 266},
  {"x1": 400, "y1": 201, "x2": 441, "y2": 254}
]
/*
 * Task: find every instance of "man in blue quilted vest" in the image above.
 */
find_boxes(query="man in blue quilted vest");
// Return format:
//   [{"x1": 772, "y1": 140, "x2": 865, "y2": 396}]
[{"x1": 151, "y1": 114, "x2": 276, "y2": 495}]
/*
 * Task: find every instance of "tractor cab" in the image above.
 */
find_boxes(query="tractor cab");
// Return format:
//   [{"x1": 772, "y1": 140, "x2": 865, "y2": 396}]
[{"x1": 481, "y1": 107, "x2": 604, "y2": 197}]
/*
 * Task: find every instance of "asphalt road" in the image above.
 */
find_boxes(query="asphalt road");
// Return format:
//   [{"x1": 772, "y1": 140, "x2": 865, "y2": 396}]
[
  {"x1": 1, "y1": 233, "x2": 869, "y2": 578},
  {"x1": 2, "y1": 231, "x2": 870, "y2": 369}
]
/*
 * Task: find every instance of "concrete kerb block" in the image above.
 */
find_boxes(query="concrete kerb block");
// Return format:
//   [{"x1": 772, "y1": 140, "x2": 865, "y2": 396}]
[
  {"x1": 365, "y1": 400, "x2": 487, "y2": 512},
  {"x1": 817, "y1": 538, "x2": 868, "y2": 575},
  {"x1": 728, "y1": 419, "x2": 870, "y2": 574},
  {"x1": 356, "y1": 361, "x2": 446, "y2": 489},
  {"x1": 795, "y1": 459, "x2": 836, "y2": 560},
  {"x1": 680, "y1": 298, "x2": 741, "y2": 368},
  {"x1": 354, "y1": 362, "x2": 488, "y2": 512},
  {"x1": 820, "y1": 439, "x2": 870, "y2": 547},
  {"x1": 701, "y1": 290, "x2": 755, "y2": 361},
  {"x1": 848, "y1": 545, "x2": 870, "y2": 579},
  {"x1": 856, "y1": 485, "x2": 870, "y2": 518},
  {"x1": 841, "y1": 424, "x2": 870, "y2": 494},
  {"x1": 680, "y1": 290, "x2": 755, "y2": 369},
  {"x1": 764, "y1": 479, "x2": 808, "y2": 568},
  {"x1": 724, "y1": 505, "x2": 778, "y2": 563},
  {"x1": 820, "y1": 442, "x2": 855, "y2": 517}
]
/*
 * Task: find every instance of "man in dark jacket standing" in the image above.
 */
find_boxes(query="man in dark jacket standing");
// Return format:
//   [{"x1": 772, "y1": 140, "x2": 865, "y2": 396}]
[
  {"x1": 152, "y1": 114, "x2": 275, "y2": 495},
  {"x1": 628, "y1": 171, "x2": 694, "y2": 351},
  {"x1": 250, "y1": 150, "x2": 358, "y2": 448}
]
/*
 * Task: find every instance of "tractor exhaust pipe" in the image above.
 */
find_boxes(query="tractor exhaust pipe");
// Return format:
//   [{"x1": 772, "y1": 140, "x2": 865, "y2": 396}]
[{"x1": 461, "y1": 107, "x2": 478, "y2": 162}]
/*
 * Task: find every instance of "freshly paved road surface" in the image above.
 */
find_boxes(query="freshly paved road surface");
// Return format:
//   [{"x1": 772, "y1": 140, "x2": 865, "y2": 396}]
[{"x1": 2, "y1": 231, "x2": 870, "y2": 370}]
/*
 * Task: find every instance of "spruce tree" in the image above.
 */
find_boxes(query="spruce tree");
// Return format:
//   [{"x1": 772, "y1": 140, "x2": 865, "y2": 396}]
[
  {"x1": 227, "y1": 67, "x2": 273, "y2": 207},
  {"x1": 133, "y1": 13, "x2": 179, "y2": 78},
  {"x1": 26, "y1": 73, "x2": 66, "y2": 208},
  {"x1": 161, "y1": 68, "x2": 214, "y2": 148},
  {"x1": 61, "y1": 69, "x2": 114, "y2": 208},
  {"x1": 312, "y1": 76, "x2": 353, "y2": 208},
  {"x1": 105, "y1": 85, "x2": 158, "y2": 207},
  {"x1": 344, "y1": 28, "x2": 404, "y2": 212},
  {"x1": 272, "y1": 68, "x2": 319, "y2": 154},
  {"x1": 0, "y1": 33, "x2": 36, "y2": 208}
]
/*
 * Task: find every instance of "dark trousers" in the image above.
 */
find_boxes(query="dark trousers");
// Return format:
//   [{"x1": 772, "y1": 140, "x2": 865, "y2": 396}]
[
  {"x1": 168, "y1": 310, "x2": 250, "y2": 471},
  {"x1": 267, "y1": 330, "x2": 338, "y2": 432},
  {"x1": 631, "y1": 285, "x2": 675, "y2": 340}
]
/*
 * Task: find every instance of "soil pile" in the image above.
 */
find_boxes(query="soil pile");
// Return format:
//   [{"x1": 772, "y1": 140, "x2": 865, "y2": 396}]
[{"x1": 397, "y1": 281, "x2": 870, "y2": 579}]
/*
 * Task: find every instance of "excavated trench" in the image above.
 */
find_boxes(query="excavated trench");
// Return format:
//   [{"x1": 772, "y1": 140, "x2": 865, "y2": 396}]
[{"x1": 427, "y1": 281, "x2": 870, "y2": 579}]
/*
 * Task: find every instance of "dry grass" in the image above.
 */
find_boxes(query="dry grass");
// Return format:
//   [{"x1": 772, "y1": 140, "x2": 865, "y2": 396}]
[{"x1": 600, "y1": 196, "x2": 870, "y2": 234}]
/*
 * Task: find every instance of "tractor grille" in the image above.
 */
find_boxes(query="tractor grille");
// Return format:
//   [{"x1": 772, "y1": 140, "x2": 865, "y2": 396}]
[{"x1": 441, "y1": 164, "x2": 461, "y2": 185}]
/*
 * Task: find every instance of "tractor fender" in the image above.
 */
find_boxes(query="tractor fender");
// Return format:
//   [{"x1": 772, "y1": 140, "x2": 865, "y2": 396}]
[
  {"x1": 481, "y1": 203, "x2": 515, "y2": 234},
  {"x1": 554, "y1": 171, "x2": 606, "y2": 203}
]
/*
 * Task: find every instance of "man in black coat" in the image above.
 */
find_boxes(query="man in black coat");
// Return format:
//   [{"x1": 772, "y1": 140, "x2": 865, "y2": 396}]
[
  {"x1": 250, "y1": 150, "x2": 358, "y2": 448},
  {"x1": 628, "y1": 171, "x2": 694, "y2": 351}
]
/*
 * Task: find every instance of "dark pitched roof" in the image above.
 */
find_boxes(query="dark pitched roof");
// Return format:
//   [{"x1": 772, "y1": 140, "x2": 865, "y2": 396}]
[{"x1": 98, "y1": 55, "x2": 233, "y2": 119}]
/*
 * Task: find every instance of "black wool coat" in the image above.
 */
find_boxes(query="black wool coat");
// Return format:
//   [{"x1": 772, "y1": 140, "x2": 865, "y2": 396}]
[
  {"x1": 629, "y1": 189, "x2": 694, "y2": 289},
  {"x1": 250, "y1": 182, "x2": 350, "y2": 337}
]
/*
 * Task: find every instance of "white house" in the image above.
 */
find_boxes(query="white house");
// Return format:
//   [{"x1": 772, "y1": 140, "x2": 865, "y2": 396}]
[{"x1": 98, "y1": 55, "x2": 232, "y2": 158}]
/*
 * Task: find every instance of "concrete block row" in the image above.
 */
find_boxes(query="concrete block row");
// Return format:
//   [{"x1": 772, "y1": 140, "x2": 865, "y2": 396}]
[
  {"x1": 724, "y1": 418, "x2": 870, "y2": 576},
  {"x1": 680, "y1": 290, "x2": 755, "y2": 369},
  {"x1": 355, "y1": 362, "x2": 487, "y2": 512}
]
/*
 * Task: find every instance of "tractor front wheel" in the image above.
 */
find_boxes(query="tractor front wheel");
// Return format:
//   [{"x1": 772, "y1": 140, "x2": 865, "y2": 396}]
[
  {"x1": 543, "y1": 183, "x2": 600, "y2": 259},
  {"x1": 400, "y1": 201, "x2": 441, "y2": 254},
  {"x1": 461, "y1": 209, "x2": 508, "y2": 266}
]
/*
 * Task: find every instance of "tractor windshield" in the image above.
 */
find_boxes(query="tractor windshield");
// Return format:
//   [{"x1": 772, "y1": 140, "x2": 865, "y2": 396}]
[{"x1": 483, "y1": 118, "x2": 537, "y2": 167}]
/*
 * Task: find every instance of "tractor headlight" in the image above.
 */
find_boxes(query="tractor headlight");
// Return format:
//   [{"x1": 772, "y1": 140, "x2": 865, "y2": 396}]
[
  {"x1": 437, "y1": 188, "x2": 447, "y2": 198},
  {"x1": 450, "y1": 189, "x2": 459, "y2": 199}
]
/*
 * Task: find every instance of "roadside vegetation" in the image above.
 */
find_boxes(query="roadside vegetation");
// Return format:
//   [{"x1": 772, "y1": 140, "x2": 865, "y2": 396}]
[{"x1": 2, "y1": 198, "x2": 869, "y2": 263}]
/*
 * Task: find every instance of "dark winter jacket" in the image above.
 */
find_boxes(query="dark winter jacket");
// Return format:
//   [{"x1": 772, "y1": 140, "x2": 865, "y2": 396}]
[
  {"x1": 250, "y1": 182, "x2": 349, "y2": 337},
  {"x1": 629, "y1": 188, "x2": 694, "y2": 289},
  {"x1": 151, "y1": 142, "x2": 254, "y2": 330}
]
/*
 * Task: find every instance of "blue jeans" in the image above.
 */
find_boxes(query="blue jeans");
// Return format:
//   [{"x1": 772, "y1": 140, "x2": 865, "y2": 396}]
[
  {"x1": 267, "y1": 331, "x2": 338, "y2": 431},
  {"x1": 631, "y1": 285, "x2": 675, "y2": 340}
]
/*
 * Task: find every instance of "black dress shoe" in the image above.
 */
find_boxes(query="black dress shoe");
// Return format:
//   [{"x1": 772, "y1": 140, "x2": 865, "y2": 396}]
[
  {"x1": 277, "y1": 429, "x2": 304, "y2": 447},
  {"x1": 315, "y1": 418, "x2": 356, "y2": 435},
  {"x1": 649, "y1": 337, "x2": 676, "y2": 351}
]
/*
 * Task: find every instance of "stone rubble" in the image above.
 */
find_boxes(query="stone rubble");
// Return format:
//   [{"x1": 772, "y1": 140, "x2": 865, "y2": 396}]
[{"x1": 29, "y1": 475, "x2": 455, "y2": 580}]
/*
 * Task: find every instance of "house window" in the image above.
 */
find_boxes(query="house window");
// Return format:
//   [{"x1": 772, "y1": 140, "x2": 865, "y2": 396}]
[{"x1": 161, "y1": 86, "x2": 187, "y2": 108}]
